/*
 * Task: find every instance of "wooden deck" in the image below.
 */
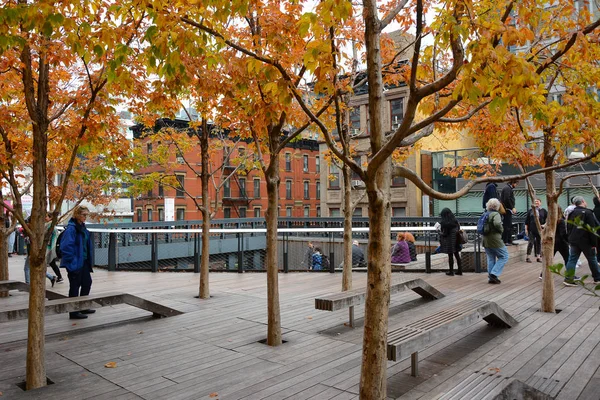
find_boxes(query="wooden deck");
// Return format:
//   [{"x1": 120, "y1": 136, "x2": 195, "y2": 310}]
[{"x1": 1, "y1": 249, "x2": 599, "y2": 400}]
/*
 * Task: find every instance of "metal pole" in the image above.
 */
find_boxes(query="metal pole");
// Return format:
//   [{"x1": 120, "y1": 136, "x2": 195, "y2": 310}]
[
  {"x1": 151, "y1": 232, "x2": 158, "y2": 272},
  {"x1": 329, "y1": 232, "x2": 335, "y2": 273},
  {"x1": 475, "y1": 232, "x2": 481, "y2": 273},
  {"x1": 425, "y1": 230, "x2": 431, "y2": 274},
  {"x1": 108, "y1": 232, "x2": 117, "y2": 272},
  {"x1": 283, "y1": 233, "x2": 289, "y2": 273},
  {"x1": 193, "y1": 232, "x2": 200, "y2": 273},
  {"x1": 237, "y1": 233, "x2": 243, "y2": 273}
]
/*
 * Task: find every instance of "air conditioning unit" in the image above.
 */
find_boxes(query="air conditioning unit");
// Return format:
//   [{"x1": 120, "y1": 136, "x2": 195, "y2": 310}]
[
  {"x1": 176, "y1": 156, "x2": 184, "y2": 164},
  {"x1": 350, "y1": 129, "x2": 361, "y2": 137},
  {"x1": 351, "y1": 180, "x2": 364, "y2": 188}
]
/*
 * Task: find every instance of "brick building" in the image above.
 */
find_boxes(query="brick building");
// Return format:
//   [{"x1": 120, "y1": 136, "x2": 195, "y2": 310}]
[{"x1": 131, "y1": 119, "x2": 321, "y2": 222}]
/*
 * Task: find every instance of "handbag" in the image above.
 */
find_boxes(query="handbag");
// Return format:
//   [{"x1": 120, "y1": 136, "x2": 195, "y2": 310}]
[
  {"x1": 499, "y1": 203, "x2": 506, "y2": 215},
  {"x1": 457, "y1": 229, "x2": 468, "y2": 245}
]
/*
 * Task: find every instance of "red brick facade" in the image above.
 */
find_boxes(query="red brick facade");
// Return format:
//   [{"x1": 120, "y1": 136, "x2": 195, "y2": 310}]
[{"x1": 133, "y1": 126, "x2": 321, "y2": 222}]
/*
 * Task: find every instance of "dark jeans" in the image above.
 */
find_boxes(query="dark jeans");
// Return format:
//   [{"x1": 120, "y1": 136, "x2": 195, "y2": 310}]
[
  {"x1": 448, "y1": 252, "x2": 462, "y2": 272},
  {"x1": 565, "y1": 244, "x2": 600, "y2": 281},
  {"x1": 68, "y1": 267, "x2": 92, "y2": 316},
  {"x1": 502, "y1": 212, "x2": 513, "y2": 244},
  {"x1": 554, "y1": 244, "x2": 569, "y2": 265},
  {"x1": 527, "y1": 232, "x2": 541, "y2": 256}
]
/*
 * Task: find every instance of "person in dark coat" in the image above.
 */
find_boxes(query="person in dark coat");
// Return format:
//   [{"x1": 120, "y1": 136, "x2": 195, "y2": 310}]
[
  {"x1": 500, "y1": 181, "x2": 518, "y2": 245},
  {"x1": 525, "y1": 199, "x2": 547, "y2": 263},
  {"x1": 438, "y1": 208, "x2": 462, "y2": 276},
  {"x1": 404, "y1": 232, "x2": 418, "y2": 261},
  {"x1": 563, "y1": 197, "x2": 600, "y2": 286},
  {"x1": 60, "y1": 206, "x2": 94, "y2": 319},
  {"x1": 593, "y1": 197, "x2": 600, "y2": 262},
  {"x1": 482, "y1": 182, "x2": 499, "y2": 210}
]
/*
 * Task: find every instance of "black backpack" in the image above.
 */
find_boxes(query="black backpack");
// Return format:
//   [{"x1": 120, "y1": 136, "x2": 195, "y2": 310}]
[
  {"x1": 321, "y1": 254, "x2": 330, "y2": 270},
  {"x1": 55, "y1": 230, "x2": 65, "y2": 259}
]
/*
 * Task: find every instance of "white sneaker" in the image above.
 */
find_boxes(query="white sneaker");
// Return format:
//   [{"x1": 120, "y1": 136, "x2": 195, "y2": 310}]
[{"x1": 576, "y1": 260, "x2": 582, "y2": 268}]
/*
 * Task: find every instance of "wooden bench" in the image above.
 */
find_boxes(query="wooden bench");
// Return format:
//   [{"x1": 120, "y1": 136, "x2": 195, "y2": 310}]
[
  {"x1": 438, "y1": 371, "x2": 555, "y2": 400},
  {"x1": 315, "y1": 278, "x2": 444, "y2": 327},
  {"x1": 388, "y1": 299, "x2": 517, "y2": 377},
  {"x1": 0, "y1": 280, "x2": 66, "y2": 300},
  {"x1": 0, "y1": 291, "x2": 183, "y2": 322}
]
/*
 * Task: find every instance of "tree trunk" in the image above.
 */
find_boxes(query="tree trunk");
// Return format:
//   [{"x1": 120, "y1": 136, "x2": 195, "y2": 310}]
[
  {"x1": 265, "y1": 162, "x2": 282, "y2": 346},
  {"x1": 540, "y1": 170, "x2": 557, "y2": 313},
  {"x1": 0, "y1": 230, "x2": 8, "y2": 298},
  {"x1": 26, "y1": 245, "x2": 46, "y2": 390},
  {"x1": 199, "y1": 120, "x2": 210, "y2": 299},
  {"x1": 342, "y1": 165, "x2": 352, "y2": 292},
  {"x1": 360, "y1": 164, "x2": 392, "y2": 399}
]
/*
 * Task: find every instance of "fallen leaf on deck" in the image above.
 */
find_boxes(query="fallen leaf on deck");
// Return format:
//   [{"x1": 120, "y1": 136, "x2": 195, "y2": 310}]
[
  {"x1": 72, "y1": 323, "x2": 77, "y2": 326},
  {"x1": 59, "y1": 336, "x2": 70, "y2": 341},
  {"x1": 209, "y1": 393, "x2": 218, "y2": 398},
  {"x1": 489, "y1": 367, "x2": 501, "y2": 373},
  {"x1": 138, "y1": 331, "x2": 143, "y2": 334},
  {"x1": 306, "y1": 316, "x2": 312, "y2": 320},
  {"x1": 104, "y1": 362, "x2": 118, "y2": 368},
  {"x1": 127, "y1": 352, "x2": 132, "y2": 356},
  {"x1": 81, "y1": 373, "x2": 87, "y2": 377}
]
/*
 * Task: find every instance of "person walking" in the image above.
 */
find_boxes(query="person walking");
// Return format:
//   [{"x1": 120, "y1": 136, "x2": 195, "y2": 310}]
[
  {"x1": 540, "y1": 206, "x2": 570, "y2": 281},
  {"x1": 438, "y1": 208, "x2": 462, "y2": 276},
  {"x1": 482, "y1": 182, "x2": 498, "y2": 210},
  {"x1": 391, "y1": 233, "x2": 411, "y2": 264},
  {"x1": 483, "y1": 199, "x2": 508, "y2": 284},
  {"x1": 22, "y1": 219, "x2": 57, "y2": 286},
  {"x1": 60, "y1": 206, "x2": 94, "y2": 319},
  {"x1": 5, "y1": 211, "x2": 15, "y2": 257},
  {"x1": 593, "y1": 197, "x2": 600, "y2": 263},
  {"x1": 500, "y1": 181, "x2": 518, "y2": 245},
  {"x1": 563, "y1": 197, "x2": 600, "y2": 286},
  {"x1": 311, "y1": 246, "x2": 325, "y2": 271},
  {"x1": 525, "y1": 199, "x2": 547, "y2": 263},
  {"x1": 45, "y1": 213, "x2": 63, "y2": 283}
]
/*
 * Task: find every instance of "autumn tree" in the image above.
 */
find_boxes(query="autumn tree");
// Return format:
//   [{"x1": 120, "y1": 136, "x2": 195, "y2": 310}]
[{"x1": 0, "y1": 1, "x2": 147, "y2": 389}]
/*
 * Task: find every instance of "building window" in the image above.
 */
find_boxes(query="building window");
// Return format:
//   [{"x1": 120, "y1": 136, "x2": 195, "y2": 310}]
[
  {"x1": 158, "y1": 207, "x2": 165, "y2": 221},
  {"x1": 286, "y1": 207, "x2": 292, "y2": 217},
  {"x1": 254, "y1": 178, "x2": 260, "y2": 198},
  {"x1": 329, "y1": 164, "x2": 340, "y2": 189},
  {"x1": 286, "y1": 180, "x2": 292, "y2": 199},
  {"x1": 176, "y1": 149, "x2": 184, "y2": 164},
  {"x1": 147, "y1": 143, "x2": 152, "y2": 163},
  {"x1": 136, "y1": 208, "x2": 142, "y2": 222},
  {"x1": 147, "y1": 186, "x2": 153, "y2": 198},
  {"x1": 147, "y1": 208, "x2": 153, "y2": 222},
  {"x1": 390, "y1": 98, "x2": 404, "y2": 129},
  {"x1": 316, "y1": 181, "x2": 320, "y2": 199},
  {"x1": 304, "y1": 181, "x2": 310, "y2": 199},
  {"x1": 254, "y1": 207, "x2": 261, "y2": 218},
  {"x1": 224, "y1": 207, "x2": 231, "y2": 219},
  {"x1": 303, "y1": 155, "x2": 309, "y2": 172},
  {"x1": 158, "y1": 182, "x2": 164, "y2": 197},
  {"x1": 316, "y1": 207, "x2": 321, "y2": 217},
  {"x1": 176, "y1": 208, "x2": 185, "y2": 221},
  {"x1": 392, "y1": 176, "x2": 406, "y2": 187},
  {"x1": 353, "y1": 208, "x2": 362, "y2": 217},
  {"x1": 285, "y1": 153, "x2": 292, "y2": 171},
  {"x1": 350, "y1": 106, "x2": 360, "y2": 134},
  {"x1": 176, "y1": 174, "x2": 185, "y2": 198},
  {"x1": 392, "y1": 207, "x2": 406, "y2": 217},
  {"x1": 352, "y1": 156, "x2": 361, "y2": 180},
  {"x1": 223, "y1": 146, "x2": 231, "y2": 166},
  {"x1": 330, "y1": 208, "x2": 340, "y2": 217},
  {"x1": 224, "y1": 180, "x2": 231, "y2": 198},
  {"x1": 239, "y1": 207, "x2": 247, "y2": 218},
  {"x1": 239, "y1": 177, "x2": 246, "y2": 198},
  {"x1": 304, "y1": 206, "x2": 310, "y2": 217},
  {"x1": 316, "y1": 156, "x2": 320, "y2": 173}
]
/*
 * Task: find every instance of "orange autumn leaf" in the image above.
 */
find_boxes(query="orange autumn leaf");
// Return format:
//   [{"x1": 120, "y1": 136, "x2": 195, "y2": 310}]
[{"x1": 104, "y1": 362, "x2": 118, "y2": 368}]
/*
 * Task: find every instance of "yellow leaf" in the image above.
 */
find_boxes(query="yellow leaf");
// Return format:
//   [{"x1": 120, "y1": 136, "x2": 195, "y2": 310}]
[
  {"x1": 209, "y1": 393, "x2": 219, "y2": 398},
  {"x1": 104, "y1": 361, "x2": 118, "y2": 368}
]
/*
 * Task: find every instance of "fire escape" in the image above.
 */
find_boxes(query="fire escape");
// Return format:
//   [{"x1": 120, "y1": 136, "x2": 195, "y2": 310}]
[{"x1": 221, "y1": 154, "x2": 251, "y2": 217}]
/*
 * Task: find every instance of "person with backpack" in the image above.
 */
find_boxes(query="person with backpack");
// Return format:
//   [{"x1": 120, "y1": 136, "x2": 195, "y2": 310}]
[
  {"x1": 60, "y1": 206, "x2": 95, "y2": 319},
  {"x1": 482, "y1": 198, "x2": 508, "y2": 284},
  {"x1": 311, "y1": 246, "x2": 325, "y2": 271}
]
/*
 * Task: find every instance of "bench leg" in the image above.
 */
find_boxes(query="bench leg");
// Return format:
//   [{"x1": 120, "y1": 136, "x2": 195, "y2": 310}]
[
  {"x1": 411, "y1": 352, "x2": 419, "y2": 377},
  {"x1": 349, "y1": 306, "x2": 354, "y2": 328}
]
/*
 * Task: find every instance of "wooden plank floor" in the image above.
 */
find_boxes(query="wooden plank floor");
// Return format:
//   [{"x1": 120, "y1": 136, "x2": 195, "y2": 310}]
[{"x1": 1, "y1": 248, "x2": 599, "y2": 400}]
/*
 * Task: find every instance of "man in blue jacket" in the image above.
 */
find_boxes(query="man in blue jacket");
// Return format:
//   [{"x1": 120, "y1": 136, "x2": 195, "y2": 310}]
[{"x1": 60, "y1": 206, "x2": 94, "y2": 319}]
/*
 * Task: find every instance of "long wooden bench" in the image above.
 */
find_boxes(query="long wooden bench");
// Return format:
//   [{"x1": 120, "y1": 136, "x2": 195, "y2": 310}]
[
  {"x1": 388, "y1": 299, "x2": 517, "y2": 377},
  {"x1": 438, "y1": 371, "x2": 555, "y2": 400},
  {"x1": 315, "y1": 278, "x2": 444, "y2": 327},
  {"x1": 0, "y1": 280, "x2": 66, "y2": 300},
  {"x1": 0, "y1": 291, "x2": 183, "y2": 322}
]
